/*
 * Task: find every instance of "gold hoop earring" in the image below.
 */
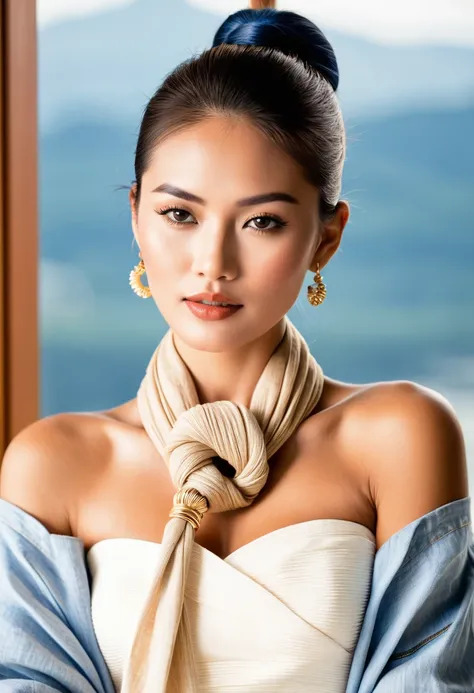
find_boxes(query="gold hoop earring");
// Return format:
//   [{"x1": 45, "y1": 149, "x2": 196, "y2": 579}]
[
  {"x1": 307, "y1": 263, "x2": 327, "y2": 306},
  {"x1": 129, "y1": 254, "x2": 151, "y2": 299}
]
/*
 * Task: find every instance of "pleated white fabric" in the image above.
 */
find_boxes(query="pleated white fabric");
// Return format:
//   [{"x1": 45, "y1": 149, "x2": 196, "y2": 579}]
[{"x1": 88, "y1": 518, "x2": 376, "y2": 692}]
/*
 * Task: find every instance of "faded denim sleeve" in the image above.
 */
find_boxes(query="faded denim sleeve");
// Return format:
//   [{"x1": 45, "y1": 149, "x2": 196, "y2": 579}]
[
  {"x1": 346, "y1": 496, "x2": 474, "y2": 693},
  {"x1": 0, "y1": 499, "x2": 115, "y2": 693}
]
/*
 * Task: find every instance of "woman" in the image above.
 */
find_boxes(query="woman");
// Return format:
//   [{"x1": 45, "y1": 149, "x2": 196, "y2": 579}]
[{"x1": 0, "y1": 3, "x2": 472, "y2": 692}]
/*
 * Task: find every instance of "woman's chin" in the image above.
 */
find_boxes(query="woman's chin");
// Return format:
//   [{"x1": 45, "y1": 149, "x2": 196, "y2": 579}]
[
  {"x1": 174, "y1": 329, "x2": 246, "y2": 354},
  {"x1": 170, "y1": 317, "x2": 261, "y2": 354}
]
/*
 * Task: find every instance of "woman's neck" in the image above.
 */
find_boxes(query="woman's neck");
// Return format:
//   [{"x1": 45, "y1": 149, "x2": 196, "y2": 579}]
[{"x1": 172, "y1": 320, "x2": 286, "y2": 407}]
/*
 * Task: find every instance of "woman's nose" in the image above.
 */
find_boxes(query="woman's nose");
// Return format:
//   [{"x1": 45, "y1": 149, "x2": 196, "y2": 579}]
[{"x1": 191, "y1": 225, "x2": 238, "y2": 281}]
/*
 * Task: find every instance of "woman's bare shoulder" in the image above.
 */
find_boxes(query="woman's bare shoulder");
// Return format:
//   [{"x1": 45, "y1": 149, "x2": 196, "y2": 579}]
[
  {"x1": 335, "y1": 379, "x2": 469, "y2": 550},
  {"x1": 0, "y1": 410, "x2": 115, "y2": 536}
]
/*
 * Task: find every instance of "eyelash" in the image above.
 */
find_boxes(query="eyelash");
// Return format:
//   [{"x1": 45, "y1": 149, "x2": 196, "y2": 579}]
[{"x1": 156, "y1": 205, "x2": 288, "y2": 235}]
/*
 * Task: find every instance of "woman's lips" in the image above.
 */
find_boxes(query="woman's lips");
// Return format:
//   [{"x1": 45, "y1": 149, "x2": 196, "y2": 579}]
[
  {"x1": 185, "y1": 292, "x2": 241, "y2": 305},
  {"x1": 184, "y1": 299, "x2": 243, "y2": 321}
]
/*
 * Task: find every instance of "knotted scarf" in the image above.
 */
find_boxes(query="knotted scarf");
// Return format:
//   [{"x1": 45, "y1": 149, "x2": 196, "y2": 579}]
[{"x1": 120, "y1": 315, "x2": 324, "y2": 692}]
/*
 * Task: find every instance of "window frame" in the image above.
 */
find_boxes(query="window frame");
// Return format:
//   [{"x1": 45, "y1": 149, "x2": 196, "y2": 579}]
[{"x1": 0, "y1": 0, "x2": 38, "y2": 454}]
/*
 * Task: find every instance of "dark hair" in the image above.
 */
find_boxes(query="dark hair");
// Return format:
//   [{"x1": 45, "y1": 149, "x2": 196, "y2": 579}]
[{"x1": 134, "y1": 8, "x2": 345, "y2": 221}]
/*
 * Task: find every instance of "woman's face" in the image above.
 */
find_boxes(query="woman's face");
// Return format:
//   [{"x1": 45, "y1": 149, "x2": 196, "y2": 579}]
[{"x1": 130, "y1": 115, "x2": 346, "y2": 353}]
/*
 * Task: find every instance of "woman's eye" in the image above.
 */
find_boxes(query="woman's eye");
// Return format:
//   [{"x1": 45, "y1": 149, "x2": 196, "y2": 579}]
[
  {"x1": 246, "y1": 215, "x2": 284, "y2": 233},
  {"x1": 157, "y1": 207, "x2": 195, "y2": 225}
]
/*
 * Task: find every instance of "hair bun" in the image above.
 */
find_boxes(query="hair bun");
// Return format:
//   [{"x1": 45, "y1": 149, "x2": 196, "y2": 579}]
[{"x1": 212, "y1": 8, "x2": 339, "y2": 91}]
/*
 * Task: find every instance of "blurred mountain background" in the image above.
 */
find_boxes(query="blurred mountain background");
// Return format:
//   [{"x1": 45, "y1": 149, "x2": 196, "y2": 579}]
[{"x1": 38, "y1": 0, "x2": 474, "y2": 469}]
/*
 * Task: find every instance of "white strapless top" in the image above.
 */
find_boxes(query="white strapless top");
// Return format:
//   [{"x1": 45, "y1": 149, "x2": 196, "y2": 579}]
[{"x1": 87, "y1": 519, "x2": 376, "y2": 692}]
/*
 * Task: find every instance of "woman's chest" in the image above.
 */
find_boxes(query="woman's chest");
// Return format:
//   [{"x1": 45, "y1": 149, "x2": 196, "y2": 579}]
[{"x1": 75, "y1": 400, "x2": 374, "y2": 558}]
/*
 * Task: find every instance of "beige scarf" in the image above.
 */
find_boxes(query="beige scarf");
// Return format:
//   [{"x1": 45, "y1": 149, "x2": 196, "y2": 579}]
[{"x1": 120, "y1": 315, "x2": 324, "y2": 692}]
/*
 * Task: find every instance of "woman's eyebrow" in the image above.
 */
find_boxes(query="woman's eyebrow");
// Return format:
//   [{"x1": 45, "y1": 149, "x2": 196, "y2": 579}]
[{"x1": 151, "y1": 183, "x2": 299, "y2": 206}]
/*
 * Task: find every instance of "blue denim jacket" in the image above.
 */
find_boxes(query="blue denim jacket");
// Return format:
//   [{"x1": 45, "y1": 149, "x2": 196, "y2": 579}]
[{"x1": 0, "y1": 496, "x2": 473, "y2": 692}]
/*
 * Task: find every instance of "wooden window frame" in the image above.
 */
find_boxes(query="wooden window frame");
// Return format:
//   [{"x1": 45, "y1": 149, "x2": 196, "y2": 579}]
[{"x1": 1, "y1": 0, "x2": 38, "y2": 455}]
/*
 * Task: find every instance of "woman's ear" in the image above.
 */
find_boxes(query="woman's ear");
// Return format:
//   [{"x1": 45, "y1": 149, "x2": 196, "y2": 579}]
[
  {"x1": 309, "y1": 200, "x2": 350, "y2": 272},
  {"x1": 129, "y1": 183, "x2": 139, "y2": 248}
]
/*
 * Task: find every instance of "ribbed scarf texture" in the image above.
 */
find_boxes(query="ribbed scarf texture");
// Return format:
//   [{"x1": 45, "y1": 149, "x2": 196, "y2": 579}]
[{"x1": 120, "y1": 315, "x2": 324, "y2": 692}]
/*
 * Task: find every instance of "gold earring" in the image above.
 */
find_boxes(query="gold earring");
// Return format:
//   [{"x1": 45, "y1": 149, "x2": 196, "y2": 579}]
[
  {"x1": 129, "y1": 252, "x2": 151, "y2": 299},
  {"x1": 307, "y1": 263, "x2": 327, "y2": 306}
]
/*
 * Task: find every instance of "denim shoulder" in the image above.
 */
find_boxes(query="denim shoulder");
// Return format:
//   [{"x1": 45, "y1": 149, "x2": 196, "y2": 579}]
[
  {"x1": 345, "y1": 495, "x2": 474, "y2": 693},
  {"x1": 0, "y1": 498, "x2": 114, "y2": 693}
]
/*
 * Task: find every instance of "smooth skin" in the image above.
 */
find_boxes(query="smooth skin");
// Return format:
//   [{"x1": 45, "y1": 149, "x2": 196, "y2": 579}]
[{"x1": 0, "y1": 115, "x2": 469, "y2": 557}]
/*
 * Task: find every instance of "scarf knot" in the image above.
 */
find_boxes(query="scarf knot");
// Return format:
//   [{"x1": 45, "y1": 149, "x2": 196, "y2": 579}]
[{"x1": 165, "y1": 400, "x2": 269, "y2": 515}]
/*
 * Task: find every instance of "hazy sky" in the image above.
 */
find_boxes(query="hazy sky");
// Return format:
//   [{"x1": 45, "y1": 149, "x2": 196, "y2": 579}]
[{"x1": 37, "y1": 0, "x2": 474, "y2": 46}]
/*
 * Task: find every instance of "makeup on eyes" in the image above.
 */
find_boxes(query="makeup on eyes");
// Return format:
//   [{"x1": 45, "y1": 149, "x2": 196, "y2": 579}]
[{"x1": 155, "y1": 205, "x2": 289, "y2": 234}]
